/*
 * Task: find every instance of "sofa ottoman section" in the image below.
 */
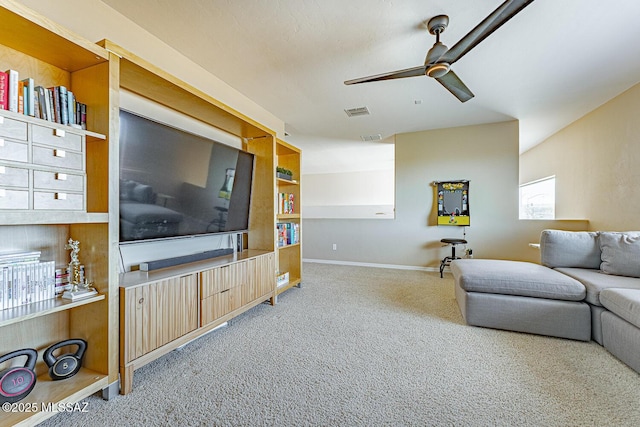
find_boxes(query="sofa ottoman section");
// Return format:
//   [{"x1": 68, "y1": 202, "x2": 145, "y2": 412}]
[
  {"x1": 600, "y1": 288, "x2": 640, "y2": 373},
  {"x1": 452, "y1": 259, "x2": 591, "y2": 341}
]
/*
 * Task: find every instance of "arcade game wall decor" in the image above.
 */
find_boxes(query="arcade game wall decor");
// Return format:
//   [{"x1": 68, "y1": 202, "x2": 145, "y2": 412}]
[{"x1": 435, "y1": 180, "x2": 470, "y2": 226}]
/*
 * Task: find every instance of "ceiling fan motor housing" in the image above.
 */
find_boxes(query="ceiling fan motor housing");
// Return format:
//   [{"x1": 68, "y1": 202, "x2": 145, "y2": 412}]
[
  {"x1": 426, "y1": 63, "x2": 450, "y2": 78},
  {"x1": 427, "y1": 15, "x2": 449, "y2": 35},
  {"x1": 424, "y1": 41, "x2": 450, "y2": 78}
]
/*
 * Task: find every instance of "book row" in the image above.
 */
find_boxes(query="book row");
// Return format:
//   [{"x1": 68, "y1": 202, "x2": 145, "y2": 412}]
[
  {"x1": 278, "y1": 192, "x2": 295, "y2": 214},
  {"x1": 277, "y1": 222, "x2": 300, "y2": 247},
  {"x1": 0, "y1": 69, "x2": 87, "y2": 129}
]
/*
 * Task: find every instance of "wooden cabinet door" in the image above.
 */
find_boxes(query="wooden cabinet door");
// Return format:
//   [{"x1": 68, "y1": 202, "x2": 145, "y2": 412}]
[
  {"x1": 243, "y1": 258, "x2": 258, "y2": 304},
  {"x1": 122, "y1": 274, "x2": 198, "y2": 364},
  {"x1": 256, "y1": 252, "x2": 276, "y2": 298}
]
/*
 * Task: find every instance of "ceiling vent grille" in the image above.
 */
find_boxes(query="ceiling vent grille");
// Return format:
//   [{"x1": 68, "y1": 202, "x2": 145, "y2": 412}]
[
  {"x1": 345, "y1": 106, "x2": 370, "y2": 117},
  {"x1": 361, "y1": 134, "x2": 382, "y2": 142}
]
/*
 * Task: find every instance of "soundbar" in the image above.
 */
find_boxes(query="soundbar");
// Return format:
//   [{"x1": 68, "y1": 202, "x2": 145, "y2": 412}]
[{"x1": 139, "y1": 248, "x2": 235, "y2": 271}]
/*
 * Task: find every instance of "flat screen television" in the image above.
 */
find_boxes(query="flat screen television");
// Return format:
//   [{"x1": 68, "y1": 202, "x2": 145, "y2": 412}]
[{"x1": 118, "y1": 109, "x2": 254, "y2": 243}]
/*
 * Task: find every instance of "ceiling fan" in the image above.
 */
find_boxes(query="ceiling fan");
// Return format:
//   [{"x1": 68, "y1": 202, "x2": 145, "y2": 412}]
[{"x1": 344, "y1": 0, "x2": 535, "y2": 102}]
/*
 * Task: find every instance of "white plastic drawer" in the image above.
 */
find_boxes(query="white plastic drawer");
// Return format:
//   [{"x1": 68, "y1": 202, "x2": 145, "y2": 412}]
[
  {"x1": 0, "y1": 116, "x2": 28, "y2": 141},
  {"x1": 32, "y1": 146, "x2": 83, "y2": 171},
  {"x1": 33, "y1": 191, "x2": 84, "y2": 210},
  {"x1": 0, "y1": 138, "x2": 28, "y2": 163},
  {"x1": 0, "y1": 188, "x2": 29, "y2": 209},
  {"x1": 0, "y1": 165, "x2": 29, "y2": 188},
  {"x1": 33, "y1": 170, "x2": 84, "y2": 192},
  {"x1": 32, "y1": 125, "x2": 82, "y2": 151}
]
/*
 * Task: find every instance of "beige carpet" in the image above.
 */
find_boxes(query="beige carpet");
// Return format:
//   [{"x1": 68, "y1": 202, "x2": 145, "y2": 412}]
[{"x1": 41, "y1": 263, "x2": 640, "y2": 426}]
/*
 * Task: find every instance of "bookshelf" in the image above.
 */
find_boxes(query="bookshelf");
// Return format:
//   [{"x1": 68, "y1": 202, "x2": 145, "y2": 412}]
[
  {"x1": 0, "y1": 0, "x2": 303, "y2": 413},
  {"x1": 0, "y1": 1, "x2": 118, "y2": 425},
  {"x1": 276, "y1": 139, "x2": 302, "y2": 294}
]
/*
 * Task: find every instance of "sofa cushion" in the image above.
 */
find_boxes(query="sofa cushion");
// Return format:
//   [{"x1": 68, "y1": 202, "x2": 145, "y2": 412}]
[
  {"x1": 554, "y1": 267, "x2": 640, "y2": 306},
  {"x1": 539, "y1": 230, "x2": 601, "y2": 269},
  {"x1": 130, "y1": 183, "x2": 155, "y2": 204},
  {"x1": 120, "y1": 179, "x2": 137, "y2": 201},
  {"x1": 451, "y1": 259, "x2": 585, "y2": 301},
  {"x1": 600, "y1": 288, "x2": 640, "y2": 329},
  {"x1": 120, "y1": 201, "x2": 184, "y2": 224},
  {"x1": 599, "y1": 232, "x2": 640, "y2": 278}
]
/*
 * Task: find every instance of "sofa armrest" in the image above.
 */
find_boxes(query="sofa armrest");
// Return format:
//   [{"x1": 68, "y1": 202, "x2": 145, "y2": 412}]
[{"x1": 540, "y1": 229, "x2": 601, "y2": 269}]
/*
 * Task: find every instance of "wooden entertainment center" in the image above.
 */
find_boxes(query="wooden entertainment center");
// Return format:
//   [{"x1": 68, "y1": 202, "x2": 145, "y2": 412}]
[
  {"x1": 0, "y1": 0, "x2": 301, "y2": 422},
  {"x1": 118, "y1": 250, "x2": 275, "y2": 395}
]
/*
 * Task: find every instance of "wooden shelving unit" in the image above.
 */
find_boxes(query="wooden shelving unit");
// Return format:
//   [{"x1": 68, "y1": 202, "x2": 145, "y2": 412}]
[
  {"x1": 0, "y1": 2, "x2": 303, "y2": 417},
  {"x1": 276, "y1": 139, "x2": 302, "y2": 294},
  {"x1": 98, "y1": 40, "x2": 292, "y2": 392},
  {"x1": 0, "y1": 1, "x2": 118, "y2": 425}
]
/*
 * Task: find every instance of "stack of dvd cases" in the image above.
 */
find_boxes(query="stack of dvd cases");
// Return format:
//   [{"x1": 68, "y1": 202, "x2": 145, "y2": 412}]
[{"x1": 0, "y1": 251, "x2": 56, "y2": 310}]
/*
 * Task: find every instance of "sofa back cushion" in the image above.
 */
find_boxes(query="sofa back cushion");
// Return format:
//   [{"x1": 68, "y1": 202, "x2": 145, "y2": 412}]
[
  {"x1": 540, "y1": 230, "x2": 601, "y2": 269},
  {"x1": 599, "y1": 232, "x2": 640, "y2": 278}
]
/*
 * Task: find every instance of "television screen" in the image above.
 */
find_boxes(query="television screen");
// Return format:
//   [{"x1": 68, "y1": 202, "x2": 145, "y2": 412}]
[{"x1": 118, "y1": 109, "x2": 254, "y2": 243}]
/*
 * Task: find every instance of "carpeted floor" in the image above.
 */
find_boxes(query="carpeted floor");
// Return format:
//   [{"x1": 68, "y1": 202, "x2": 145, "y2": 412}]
[{"x1": 41, "y1": 263, "x2": 640, "y2": 426}]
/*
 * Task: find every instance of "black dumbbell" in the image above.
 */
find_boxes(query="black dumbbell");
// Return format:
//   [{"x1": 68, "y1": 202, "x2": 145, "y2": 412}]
[
  {"x1": 0, "y1": 348, "x2": 38, "y2": 403},
  {"x1": 43, "y1": 339, "x2": 87, "y2": 381}
]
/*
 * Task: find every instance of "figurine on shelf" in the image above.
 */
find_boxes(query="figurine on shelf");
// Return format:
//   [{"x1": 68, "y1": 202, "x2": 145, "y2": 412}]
[{"x1": 62, "y1": 238, "x2": 97, "y2": 301}]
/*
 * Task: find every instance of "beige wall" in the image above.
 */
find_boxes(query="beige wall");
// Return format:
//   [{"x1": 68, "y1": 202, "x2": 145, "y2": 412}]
[
  {"x1": 17, "y1": 0, "x2": 284, "y2": 138},
  {"x1": 302, "y1": 169, "x2": 395, "y2": 219},
  {"x1": 303, "y1": 120, "x2": 588, "y2": 268},
  {"x1": 520, "y1": 83, "x2": 640, "y2": 231}
]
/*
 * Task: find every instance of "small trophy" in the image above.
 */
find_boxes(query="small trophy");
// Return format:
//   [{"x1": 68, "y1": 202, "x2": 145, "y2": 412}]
[{"x1": 62, "y1": 238, "x2": 98, "y2": 301}]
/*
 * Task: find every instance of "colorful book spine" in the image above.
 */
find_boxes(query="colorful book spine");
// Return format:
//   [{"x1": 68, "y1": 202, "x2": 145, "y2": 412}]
[
  {"x1": 278, "y1": 193, "x2": 296, "y2": 214},
  {"x1": 0, "y1": 71, "x2": 8, "y2": 110},
  {"x1": 17, "y1": 79, "x2": 24, "y2": 114},
  {"x1": 35, "y1": 86, "x2": 45, "y2": 119},
  {"x1": 67, "y1": 90, "x2": 75, "y2": 125},
  {"x1": 47, "y1": 87, "x2": 55, "y2": 122},
  {"x1": 5, "y1": 69, "x2": 18, "y2": 112},
  {"x1": 80, "y1": 102, "x2": 87, "y2": 129},
  {"x1": 58, "y1": 85, "x2": 69, "y2": 125},
  {"x1": 33, "y1": 87, "x2": 41, "y2": 118},
  {"x1": 21, "y1": 77, "x2": 35, "y2": 116}
]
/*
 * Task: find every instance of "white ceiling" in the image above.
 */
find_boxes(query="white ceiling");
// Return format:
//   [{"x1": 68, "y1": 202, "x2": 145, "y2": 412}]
[{"x1": 100, "y1": 0, "x2": 640, "y2": 174}]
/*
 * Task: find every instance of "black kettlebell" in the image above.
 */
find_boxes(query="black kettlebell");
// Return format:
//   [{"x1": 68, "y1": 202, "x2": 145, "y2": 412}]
[
  {"x1": 43, "y1": 339, "x2": 87, "y2": 381},
  {"x1": 0, "y1": 348, "x2": 37, "y2": 403}
]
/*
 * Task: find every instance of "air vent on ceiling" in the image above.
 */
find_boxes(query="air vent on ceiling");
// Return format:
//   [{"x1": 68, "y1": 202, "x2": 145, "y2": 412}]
[
  {"x1": 345, "y1": 106, "x2": 370, "y2": 117},
  {"x1": 361, "y1": 134, "x2": 382, "y2": 142}
]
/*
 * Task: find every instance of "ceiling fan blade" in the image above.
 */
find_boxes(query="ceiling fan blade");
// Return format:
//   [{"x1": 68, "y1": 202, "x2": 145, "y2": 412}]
[
  {"x1": 435, "y1": 70, "x2": 474, "y2": 102},
  {"x1": 439, "y1": 0, "x2": 535, "y2": 65},
  {"x1": 344, "y1": 65, "x2": 426, "y2": 85}
]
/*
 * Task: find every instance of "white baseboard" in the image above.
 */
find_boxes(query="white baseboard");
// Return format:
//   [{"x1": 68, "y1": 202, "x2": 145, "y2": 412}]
[{"x1": 303, "y1": 258, "x2": 440, "y2": 272}]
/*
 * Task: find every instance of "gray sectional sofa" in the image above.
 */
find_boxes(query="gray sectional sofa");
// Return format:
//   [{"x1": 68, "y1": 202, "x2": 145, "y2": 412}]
[{"x1": 452, "y1": 229, "x2": 640, "y2": 374}]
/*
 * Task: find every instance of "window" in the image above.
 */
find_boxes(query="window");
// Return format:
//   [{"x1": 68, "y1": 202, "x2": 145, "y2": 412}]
[{"x1": 519, "y1": 176, "x2": 555, "y2": 219}]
